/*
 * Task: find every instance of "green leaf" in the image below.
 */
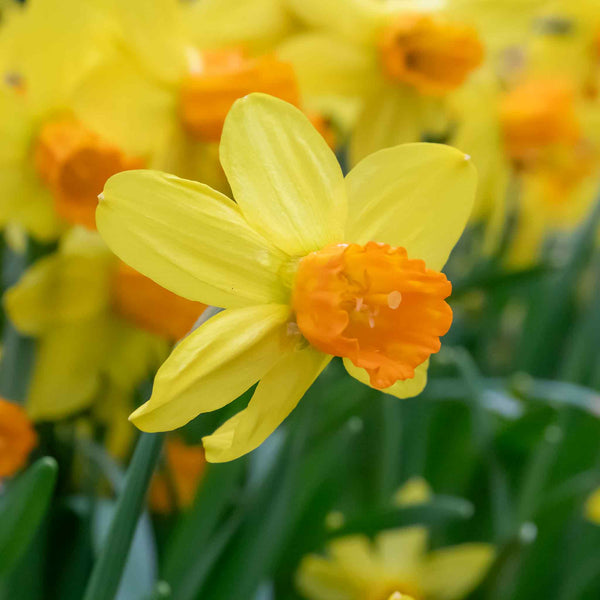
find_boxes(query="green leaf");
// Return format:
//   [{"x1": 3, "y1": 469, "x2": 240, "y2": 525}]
[
  {"x1": 82, "y1": 432, "x2": 164, "y2": 600},
  {"x1": 559, "y1": 253, "x2": 600, "y2": 384},
  {"x1": 161, "y1": 460, "x2": 246, "y2": 599},
  {"x1": 202, "y1": 400, "x2": 317, "y2": 600},
  {"x1": 328, "y1": 495, "x2": 475, "y2": 539},
  {"x1": 0, "y1": 457, "x2": 58, "y2": 577},
  {"x1": 515, "y1": 197, "x2": 600, "y2": 376},
  {"x1": 92, "y1": 500, "x2": 157, "y2": 600},
  {"x1": 510, "y1": 375, "x2": 600, "y2": 416}
]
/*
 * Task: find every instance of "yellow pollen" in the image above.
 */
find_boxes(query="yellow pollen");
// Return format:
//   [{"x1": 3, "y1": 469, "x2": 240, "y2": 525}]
[
  {"x1": 378, "y1": 13, "x2": 484, "y2": 95},
  {"x1": 292, "y1": 242, "x2": 452, "y2": 389},
  {"x1": 179, "y1": 48, "x2": 300, "y2": 141}
]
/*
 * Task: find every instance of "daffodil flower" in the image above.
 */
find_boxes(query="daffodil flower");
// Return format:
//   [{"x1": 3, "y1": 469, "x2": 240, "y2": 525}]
[
  {"x1": 279, "y1": 0, "x2": 484, "y2": 163},
  {"x1": 71, "y1": 0, "x2": 311, "y2": 195},
  {"x1": 4, "y1": 229, "x2": 203, "y2": 421},
  {"x1": 449, "y1": 18, "x2": 600, "y2": 264},
  {"x1": 300, "y1": 479, "x2": 493, "y2": 600},
  {"x1": 0, "y1": 0, "x2": 116, "y2": 238},
  {"x1": 296, "y1": 526, "x2": 494, "y2": 600},
  {"x1": 97, "y1": 94, "x2": 476, "y2": 462}
]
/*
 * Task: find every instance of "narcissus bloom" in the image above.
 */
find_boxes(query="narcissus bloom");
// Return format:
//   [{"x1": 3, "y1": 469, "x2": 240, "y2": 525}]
[
  {"x1": 296, "y1": 526, "x2": 494, "y2": 600},
  {"x1": 279, "y1": 0, "x2": 484, "y2": 162},
  {"x1": 0, "y1": 398, "x2": 37, "y2": 477},
  {"x1": 97, "y1": 94, "x2": 476, "y2": 462},
  {"x1": 0, "y1": 0, "x2": 127, "y2": 238},
  {"x1": 72, "y1": 0, "x2": 317, "y2": 196},
  {"x1": 498, "y1": 77, "x2": 600, "y2": 264}
]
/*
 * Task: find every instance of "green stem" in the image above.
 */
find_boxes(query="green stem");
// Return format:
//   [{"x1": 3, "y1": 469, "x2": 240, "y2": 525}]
[{"x1": 82, "y1": 432, "x2": 164, "y2": 600}]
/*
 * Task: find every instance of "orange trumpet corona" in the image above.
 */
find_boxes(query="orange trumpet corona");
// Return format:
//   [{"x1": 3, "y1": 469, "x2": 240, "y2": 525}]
[
  {"x1": 35, "y1": 118, "x2": 140, "y2": 229},
  {"x1": 500, "y1": 79, "x2": 580, "y2": 165},
  {"x1": 292, "y1": 242, "x2": 452, "y2": 389},
  {"x1": 179, "y1": 49, "x2": 300, "y2": 141},
  {"x1": 378, "y1": 14, "x2": 484, "y2": 95}
]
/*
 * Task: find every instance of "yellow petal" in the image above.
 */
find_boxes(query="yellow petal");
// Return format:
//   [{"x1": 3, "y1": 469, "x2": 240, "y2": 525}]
[
  {"x1": 7, "y1": 177, "x2": 63, "y2": 241},
  {"x1": 376, "y1": 526, "x2": 428, "y2": 578},
  {"x1": 107, "y1": 0, "x2": 189, "y2": 84},
  {"x1": 220, "y1": 93, "x2": 346, "y2": 256},
  {"x1": 296, "y1": 555, "x2": 357, "y2": 600},
  {"x1": 0, "y1": 88, "x2": 32, "y2": 163},
  {"x1": 286, "y1": 0, "x2": 389, "y2": 46},
  {"x1": 277, "y1": 32, "x2": 379, "y2": 97},
  {"x1": 97, "y1": 170, "x2": 289, "y2": 308},
  {"x1": 350, "y1": 85, "x2": 430, "y2": 164},
  {"x1": 72, "y1": 52, "x2": 175, "y2": 157},
  {"x1": 344, "y1": 143, "x2": 477, "y2": 271},
  {"x1": 27, "y1": 319, "x2": 110, "y2": 421},
  {"x1": 421, "y1": 544, "x2": 495, "y2": 600},
  {"x1": 96, "y1": 387, "x2": 137, "y2": 461},
  {"x1": 3, "y1": 0, "x2": 111, "y2": 113},
  {"x1": 343, "y1": 359, "x2": 430, "y2": 399},
  {"x1": 202, "y1": 346, "x2": 330, "y2": 462},
  {"x1": 103, "y1": 321, "x2": 169, "y2": 393},
  {"x1": 185, "y1": 0, "x2": 292, "y2": 52},
  {"x1": 130, "y1": 305, "x2": 292, "y2": 432},
  {"x1": 328, "y1": 535, "x2": 383, "y2": 582},
  {"x1": 449, "y1": 73, "x2": 509, "y2": 221},
  {"x1": 4, "y1": 248, "x2": 112, "y2": 335},
  {"x1": 0, "y1": 89, "x2": 63, "y2": 239}
]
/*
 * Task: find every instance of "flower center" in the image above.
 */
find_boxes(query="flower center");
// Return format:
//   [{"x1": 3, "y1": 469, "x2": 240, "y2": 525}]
[
  {"x1": 111, "y1": 262, "x2": 206, "y2": 341},
  {"x1": 499, "y1": 79, "x2": 580, "y2": 166},
  {"x1": 291, "y1": 242, "x2": 452, "y2": 389},
  {"x1": 34, "y1": 118, "x2": 140, "y2": 229},
  {"x1": 378, "y1": 13, "x2": 484, "y2": 95},
  {"x1": 179, "y1": 48, "x2": 300, "y2": 141}
]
